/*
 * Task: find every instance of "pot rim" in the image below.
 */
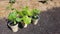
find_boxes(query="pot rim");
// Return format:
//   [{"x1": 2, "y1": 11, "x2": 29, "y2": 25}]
[
  {"x1": 8, "y1": 22, "x2": 18, "y2": 26},
  {"x1": 32, "y1": 16, "x2": 40, "y2": 20}
]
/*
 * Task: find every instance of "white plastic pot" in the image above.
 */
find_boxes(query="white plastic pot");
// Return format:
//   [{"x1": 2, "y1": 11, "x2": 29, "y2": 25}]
[
  {"x1": 24, "y1": 24, "x2": 28, "y2": 28},
  {"x1": 33, "y1": 19, "x2": 39, "y2": 25},
  {"x1": 8, "y1": 23, "x2": 18, "y2": 32},
  {"x1": 32, "y1": 16, "x2": 40, "y2": 25}
]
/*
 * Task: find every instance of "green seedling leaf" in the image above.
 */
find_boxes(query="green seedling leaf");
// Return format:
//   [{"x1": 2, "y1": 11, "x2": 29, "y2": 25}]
[
  {"x1": 8, "y1": 11, "x2": 17, "y2": 21},
  {"x1": 18, "y1": 6, "x2": 29, "y2": 17},
  {"x1": 16, "y1": 18, "x2": 22, "y2": 22},
  {"x1": 22, "y1": 6, "x2": 29, "y2": 15},
  {"x1": 22, "y1": 16, "x2": 31, "y2": 25},
  {"x1": 22, "y1": 6, "x2": 33, "y2": 16},
  {"x1": 25, "y1": 9, "x2": 33, "y2": 16},
  {"x1": 32, "y1": 9, "x2": 40, "y2": 15},
  {"x1": 18, "y1": 11, "x2": 25, "y2": 17}
]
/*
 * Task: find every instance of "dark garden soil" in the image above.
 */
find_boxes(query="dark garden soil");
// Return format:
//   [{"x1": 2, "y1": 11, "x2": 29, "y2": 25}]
[{"x1": 0, "y1": 0, "x2": 60, "y2": 34}]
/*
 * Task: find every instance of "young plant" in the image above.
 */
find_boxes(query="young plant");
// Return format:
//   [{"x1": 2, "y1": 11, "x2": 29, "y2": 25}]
[
  {"x1": 8, "y1": 9, "x2": 22, "y2": 32},
  {"x1": 17, "y1": 6, "x2": 32, "y2": 28},
  {"x1": 8, "y1": 10, "x2": 22, "y2": 25},
  {"x1": 22, "y1": 16, "x2": 32, "y2": 28},
  {"x1": 22, "y1": 16, "x2": 32, "y2": 25},
  {"x1": 18, "y1": 6, "x2": 33, "y2": 17},
  {"x1": 17, "y1": 6, "x2": 40, "y2": 26},
  {"x1": 20, "y1": 6, "x2": 40, "y2": 17},
  {"x1": 8, "y1": 11, "x2": 17, "y2": 24},
  {"x1": 32, "y1": 9, "x2": 40, "y2": 16},
  {"x1": 31, "y1": 9, "x2": 40, "y2": 19}
]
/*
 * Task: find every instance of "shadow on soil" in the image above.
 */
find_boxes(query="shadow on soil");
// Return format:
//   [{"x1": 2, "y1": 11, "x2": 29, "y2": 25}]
[{"x1": 0, "y1": 7, "x2": 60, "y2": 34}]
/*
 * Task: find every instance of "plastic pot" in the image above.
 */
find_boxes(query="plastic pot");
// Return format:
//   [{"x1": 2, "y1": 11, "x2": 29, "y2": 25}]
[
  {"x1": 32, "y1": 16, "x2": 40, "y2": 25},
  {"x1": 8, "y1": 22, "x2": 18, "y2": 32}
]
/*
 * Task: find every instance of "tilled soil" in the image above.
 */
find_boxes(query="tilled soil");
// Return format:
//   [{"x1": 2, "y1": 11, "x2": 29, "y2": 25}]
[
  {"x1": 0, "y1": 7, "x2": 60, "y2": 34},
  {"x1": 0, "y1": 0, "x2": 60, "y2": 18},
  {"x1": 0, "y1": 0, "x2": 60, "y2": 34}
]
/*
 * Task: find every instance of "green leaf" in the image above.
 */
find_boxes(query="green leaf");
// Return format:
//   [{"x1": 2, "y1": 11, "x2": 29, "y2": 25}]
[
  {"x1": 16, "y1": 18, "x2": 22, "y2": 22},
  {"x1": 8, "y1": 11, "x2": 17, "y2": 21},
  {"x1": 18, "y1": 11, "x2": 25, "y2": 17},
  {"x1": 18, "y1": 6, "x2": 29, "y2": 17},
  {"x1": 27, "y1": 10, "x2": 33, "y2": 16},
  {"x1": 22, "y1": 6, "x2": 29, "y2": 15},
  {"x1": 22, "y1": 16, "x2": 31, "y2": 25},
  {"x1": 32, "y1": 9, "x2": 40, "y2": 15},
  {"x1": 22, "y1": 6, "x2": 33, "y2": 16}
]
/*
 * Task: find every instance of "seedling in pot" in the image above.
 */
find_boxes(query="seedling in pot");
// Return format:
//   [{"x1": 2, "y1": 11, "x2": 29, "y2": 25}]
[
  {"x1": 18, "y1": 6, "x2": 41, "y2": 25},
  {"x1": 17, "y1": 6, "x2": 32, "y2": 28},
  {"x1": 8, "y1": 10, "x2": 22, "y2": 32},
  {"x1": 31, "y1": 9, "x2": 41, "y2": 25},
  {"x1": 22, "y1": 16, "x2": 32, "y2": 28},
  {"x1": 18, "y1": 12, "x2": 32, "y2": 28}
]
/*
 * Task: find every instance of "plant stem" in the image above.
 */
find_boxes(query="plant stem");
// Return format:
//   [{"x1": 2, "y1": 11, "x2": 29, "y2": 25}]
[{"x1": 14, "y1": 21, "x2": 16, "y2": 24}]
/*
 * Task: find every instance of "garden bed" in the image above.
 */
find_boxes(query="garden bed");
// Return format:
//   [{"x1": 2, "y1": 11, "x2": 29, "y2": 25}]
[{"x1": 0, "y1": 0, "x2": 60, "y2": 34}]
